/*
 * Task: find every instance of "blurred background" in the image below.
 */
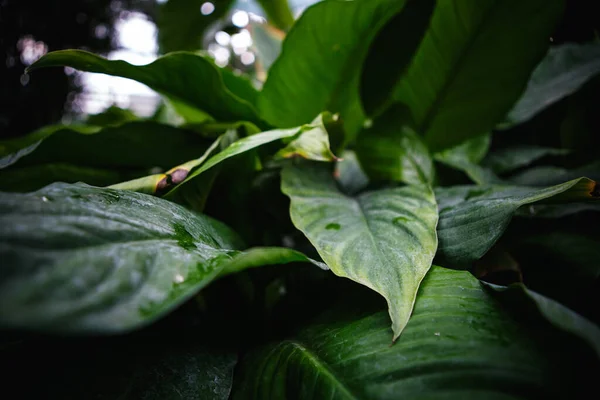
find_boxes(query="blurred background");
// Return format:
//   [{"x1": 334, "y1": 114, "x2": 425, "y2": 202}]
[{"x1": 1, "y1": 0, "x2": 599, "y2": 139}]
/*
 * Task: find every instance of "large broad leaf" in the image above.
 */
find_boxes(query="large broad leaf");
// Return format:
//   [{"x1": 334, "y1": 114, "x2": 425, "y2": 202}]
[
  {"x1": 394, "y1": 0, "x2": 564, "y2": 150},
  {"x1": 436, "y1": 177, "x2": 599, "y2": 266},
  {"x1": 0, "y1": 183, "x2": 317, "y2": 333},
  {"x1": 0, "y1": 121, "x2": 210, "y2": 170},
  {"x1": 503, "y1": 42, "x2": 600, "y2": 127},
  {"x1": 355, "y1": 105, "x2": 434, "y2": 185},
  {"x1": 233, "y1": 266, "x2": 598, "y2": 399},
  {"x1": 258, "y1": 0, "x2": 423, "y2": 138},
  {"x1": 28, "y1": 50, "x2": 263, "y2": 126},
  {"x1": 281, "y1": 162, "x2": 438, "y2": 340}
]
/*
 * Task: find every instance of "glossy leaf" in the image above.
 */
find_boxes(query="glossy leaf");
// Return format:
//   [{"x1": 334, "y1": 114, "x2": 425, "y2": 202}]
[
  {"x1": 258, "y1": 0, "x2": 410, "y2": 137},
  {"x1": 503, "y1": 42, "x2": 600, "y2": 127},
  {"x1": 233, "y1": 266, "x2": 596, "y2": 399},
  {"x1": 282, "y1": 162, "x2": 438, "y2": 340},
  {"x1": 0, "y1": 183, "x2": 317, "y2": 333},
  {"x1": 28, "y1": 50, "x2": 263, "y2": 125},
  {"x1": 484, "y1": 145, "x2": 569, "y2": 174},
  {"x1": 220, "y1": 247, "x2": 328, "y2": 277},
  {"x1": 356, "y1": 106, "x2": 434, "y2": 185},
  {"x1": 436, "y1": 177, "x2": 599, "y2": 266},
  {"x1": 0, "y1": 121, "x2": 211, "y2": 170},
  {"x1": 394, "y1": 0, "x2": 564, "y2": 150}
]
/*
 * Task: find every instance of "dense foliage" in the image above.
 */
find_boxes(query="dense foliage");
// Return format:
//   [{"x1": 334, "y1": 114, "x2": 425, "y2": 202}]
[{"x1": 1, "y1": 0, "x2": 600, "y2": 398}]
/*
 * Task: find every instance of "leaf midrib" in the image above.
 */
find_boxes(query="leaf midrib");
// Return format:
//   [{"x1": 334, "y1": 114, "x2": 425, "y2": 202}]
[
  {"x1": 418, "y1": 0, "x2": 500, "y2": 135},
  {"x1": 284, "y1": 340, "x2": 359, "y2": 400}
]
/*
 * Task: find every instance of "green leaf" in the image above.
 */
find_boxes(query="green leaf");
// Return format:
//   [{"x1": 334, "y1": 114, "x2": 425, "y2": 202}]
[
  {"x1": 0, "y1": 121, "x2": 211, "y2": 170},
  {"x1": 165, "y1": 114, "x2": 337, "y2": 205},
  {"x1": 394, "y1": 0, "x2": 564, "y2": 150},
  {"x1": 233, "y1": 266, "x2": 596, "y2": 399},
  {"x1": 85, "y1": 105, "x2": 139, "y2": 126},
  {"x1": 275, "y1": 113, "x2": 340, "y2": 162},
  {"x1": 256, "y1": 0, "x2": 295, "y2": 31},
  {"x1": 433, "y1": 134, "x2": 500, "y2": 185},
  {"x1": 436, "y1": 177, "x2": 599, "y2": 266},
  {"x1": 360, "y1": 0, "x2": 435, "y2": 116},
  {"x1": 281, "y1": 162, "x2": 438, "y2": 340},
  {"x1": 508, "y1": 160, "x2": 600, "y2": 187},
  {"x1": 220, "y1": 247, "x2": 328, "y2": 277},
  {"x1": 488, "y1": 283, "x2": 600, "y2": 358},
  {"x1": 258, "y1": 0, "x2": 412, "y2": 138},
  {"x1": 28, "y1": 50, "x2": 263, "y2": 126},
  {"x1": 335, "y1": 150, "x2": 369, "y2": 195},
  {"x1": 250, "y1": 22, "x2": 284, "y2": 76},
  {"x1": 0, "y1": 183, "x2": 243, "y2": 333},
  {"x1": 356, "y1": 105, "x2": 434, "y2": 185},
  {"x1": 0, "y1": 182, "x2": 322, "y2": 334},
  {"x1": 0, "y1": 163, "x2": 140, "y2": 193},
  {"x1": 158, "y1": 0, "x2": 235, "y2": 53},
  {"x1": 503, "y1": 42, "x2": 600, "y2": 127},
  {"x1": 483, "y1": 145, "x2": 569, "y2": 174}
]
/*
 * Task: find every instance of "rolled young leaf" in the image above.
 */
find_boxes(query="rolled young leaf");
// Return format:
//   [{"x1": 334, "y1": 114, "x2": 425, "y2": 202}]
[
  {"x1": 394, "y1": 0, "x2": 565, "y2": 150},
  {"x1": 233, "y1": 266, "x2": 597, "y2": 399},
  {"x1": 436, "y1": 177, "x2": 599, "y2": 266},
  {"x1": 28, "y1": 50, "x2": 263, "y2": 126},
  {"x1": 0, "y1": 183, "x2": 318, "y2": 333},
  {"x1": 282, "y1": 162, "x2": 438, "y2": 340}
]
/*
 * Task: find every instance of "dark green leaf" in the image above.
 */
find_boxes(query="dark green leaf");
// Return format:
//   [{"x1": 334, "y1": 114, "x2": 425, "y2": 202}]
[
  {"x1": 394, "y1": 0, "x2": 564, "y2": 150},
  {"x1": 508, "y1": 160, "x2": 600, "y2": 186},
  {"x1": 233, "y1": 266, "x2": 597, "y2": 399},
  {"x1": 433, "y1": 134, "x2": 500, "y2": 185},
  {"x1": 0, "y1": 182, "x2": 321, "y2": 334},
  {"x1": 158, "y1": 0, "x2": 235, "y2": 53},
  {"x1": 503, "y1": 42, "x2": 600, "y2": 127},
  {"x1": 488, "y1": 283, "x2": 600, "y2": 357},
  {"x1": 0, "y1": 163, "x2": 140, "y2": 193},
  {"x1": 356, "y1": 105, "x2": 434, "y2": 185},
  {"x1": 360, "y1": 0, "x2": 435, "y2": 116},
  {"x1": 85, "y1": 105, "x2": 139, "y2": 126},
  {"x1": 281, "y1": 162, "x2": 438, "y2": 340},
  {"x1": 0, "y1": 183, "x2": 244, "y2": 333},
  {"x1": 28, "y1": 50, "x2": 263, "y2": 125},
  {"x1": 436, "y1": 178, "x2": 598, "y2": 266},
  {"x1": 0, "y1": 121, "x2": 211, "y2": 170},
  {"x1": 256, "y1": 0, "x2": 295, "y2": 31},
  {"x1": 165, "y1": 114, "x2": 337, "y2": 205},
  {"x1": 484, "y1": 145, "x2": 569, "y2": 174},
  {"x1": 258, "y1": 0, "x2": 410, "y2": 137}
]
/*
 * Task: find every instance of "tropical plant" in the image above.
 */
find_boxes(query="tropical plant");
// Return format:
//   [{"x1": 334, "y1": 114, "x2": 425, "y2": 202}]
[{"x1": 1, "y1": 0, "x2": 599, "y2": 398}]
